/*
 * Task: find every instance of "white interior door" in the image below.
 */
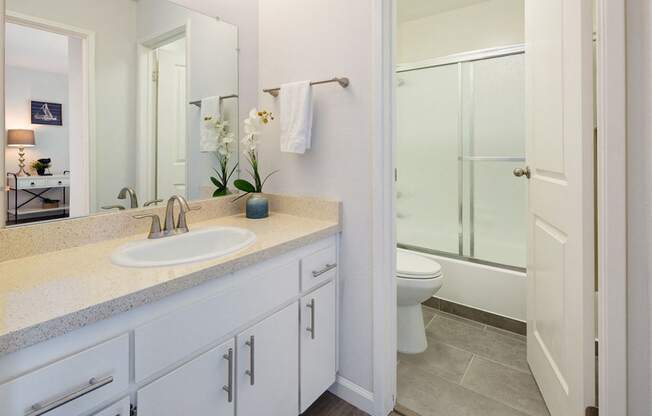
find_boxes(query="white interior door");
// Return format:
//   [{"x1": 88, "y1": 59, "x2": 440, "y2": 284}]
[
  {"x1": 156, "y1": 47, "x2": 187, "y2": 200},
  {"x1": 524, "y1": 1, "x2": 595, "y2": 415}
]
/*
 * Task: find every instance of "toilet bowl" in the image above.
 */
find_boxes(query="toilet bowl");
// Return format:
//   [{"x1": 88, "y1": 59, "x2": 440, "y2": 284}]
[{"x1": 397, "y1": 249, "x2": 444, "y2": 354}]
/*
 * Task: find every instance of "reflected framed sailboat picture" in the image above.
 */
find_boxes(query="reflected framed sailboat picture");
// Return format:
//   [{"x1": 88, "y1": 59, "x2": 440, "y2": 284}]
[{"x1": 31, "y1": 100, "x2": 63, "y2": 126}]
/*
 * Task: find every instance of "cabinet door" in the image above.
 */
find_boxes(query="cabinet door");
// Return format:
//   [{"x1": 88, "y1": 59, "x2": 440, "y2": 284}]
[
  {"x1": 137, "y1": 339, "x2": 235, "y2": 416},
  {"x1": 300, "y1": 281, "x2": 337, "y2": 412},
  {"x1": 94, "y1": 397, "x2": 130, "y2": 416},
  {"x1": 237, "y1": 303, "x2": 299, "y2": 416}
]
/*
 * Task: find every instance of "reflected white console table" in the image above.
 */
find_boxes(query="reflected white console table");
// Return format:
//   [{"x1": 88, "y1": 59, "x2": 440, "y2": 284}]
[{"x1": 6, "y1": 173, "x2": 70, "y2": 224}]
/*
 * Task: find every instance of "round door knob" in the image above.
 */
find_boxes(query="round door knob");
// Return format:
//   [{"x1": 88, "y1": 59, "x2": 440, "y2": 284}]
[{"x1": 513, "y1": 166, "x2": 531, "y2": 179}]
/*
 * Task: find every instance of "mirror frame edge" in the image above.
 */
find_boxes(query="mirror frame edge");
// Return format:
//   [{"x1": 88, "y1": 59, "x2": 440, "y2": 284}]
[{"x1": 1, "y1": 0, "x2": 5, "y2": 227}]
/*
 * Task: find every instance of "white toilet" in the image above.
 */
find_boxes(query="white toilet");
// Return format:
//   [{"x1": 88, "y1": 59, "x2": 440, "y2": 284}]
[{"x1": 397, "y1": 249, "x2": 444, "y2": 354}]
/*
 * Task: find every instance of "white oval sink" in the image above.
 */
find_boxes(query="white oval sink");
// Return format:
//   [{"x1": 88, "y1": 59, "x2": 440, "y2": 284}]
[{"x1": 111, "y1": 226, "x2": 256, "y2": 268}]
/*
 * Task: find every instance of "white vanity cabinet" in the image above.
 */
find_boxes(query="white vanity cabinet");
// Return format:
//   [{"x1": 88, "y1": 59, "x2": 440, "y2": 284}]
[
  {"x1": 300, "y1": 281, "x2": 337, "y2": 413},
  {"x1": 137, "y1": 339, "x2": 235, "y2": 416},
  {"x1": 0, "y1": 237, "x2": 339, "y2": 416},
  {"x1": 237, "y1": 303, "x2": 300, "y2": 416}
]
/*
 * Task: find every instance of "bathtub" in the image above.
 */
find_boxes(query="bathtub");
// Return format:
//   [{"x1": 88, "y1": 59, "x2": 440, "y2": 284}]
[{"x1": 412, "y1": 250, "x2": 527, "y2": 322}]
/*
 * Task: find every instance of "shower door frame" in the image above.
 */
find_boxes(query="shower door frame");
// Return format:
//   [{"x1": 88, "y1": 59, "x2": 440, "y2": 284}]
[{"x1": 396, "y1": 44, "x2": 527, "y2": 272}]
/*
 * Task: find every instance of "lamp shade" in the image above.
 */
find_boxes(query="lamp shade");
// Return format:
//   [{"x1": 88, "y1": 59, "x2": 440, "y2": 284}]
[{"x1": 7, "y1": 129, "x2": 35, "y2": 147}]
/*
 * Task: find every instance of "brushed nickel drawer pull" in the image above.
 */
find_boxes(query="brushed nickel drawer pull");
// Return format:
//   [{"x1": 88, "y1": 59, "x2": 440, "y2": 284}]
[
  {"x1": 245, "y1": 336, "x2": 255, "y2": 386},
  {"x1": 312, "y1": 263, "x2": 337, "y2": 278},
  {"x1": 306, "y1": 299, "x2": 316, "y2": 339},
  {"x1": 26, "y1": 375, "x2": 114, "y2": 416},
  {"x1": 222, "y1": 348, "x2": 234, "y2": 403}
]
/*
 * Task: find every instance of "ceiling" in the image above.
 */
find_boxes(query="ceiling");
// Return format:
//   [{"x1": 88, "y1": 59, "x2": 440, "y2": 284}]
[
  {"x1": 398, "y1": 0, "x2": 490, "y2": 23},
  {"x1": 5, "y1": 23, "x2": 69, "y2": 75}
]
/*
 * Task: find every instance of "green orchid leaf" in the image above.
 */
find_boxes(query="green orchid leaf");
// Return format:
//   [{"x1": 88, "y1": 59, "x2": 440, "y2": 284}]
[
  {"x1": 261, "y1": 170, "x2": 280, "y2": 190},
  {"x1": 213, "y1": 188, "x2": 228, "y2": 197},
  {"x1": 210, "y1": 176, "x2": 223, "y2": 187},
  {"x1": 234, "y1": 179, "x2": 256, "y2": 193}
]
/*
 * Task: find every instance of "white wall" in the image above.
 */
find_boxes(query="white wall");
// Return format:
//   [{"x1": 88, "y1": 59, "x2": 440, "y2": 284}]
[
  {"x1": 5, "y1": 0, "x2": 258, "y2": 211},
  {"x1": 136, "y1": 0, "x2": 238, "y2": 201},
  {"x1": 397, "y1": 0, "x2": 524, "y2": 63},
  {"x1": 258, "y1": 0, "x2": 374, "y2": 394},
  {"x1": 626, "y1": 0, "x2": 652, "y2": 413},
  {"x1": 4, "y1": 66, "x2": 70, "y2": 211},
  {"x1": 169, "y1": 0, "x2": 259, "y2": 191},
  {"x1": 6, "y1": 0, "x2": 139, "y2": 211},
  {"x1": 4, "y1": 67, "x2": 69, "y2": 175},
  {"x1": 169, "y1": 0, "x2": 258, "y2": 120}
]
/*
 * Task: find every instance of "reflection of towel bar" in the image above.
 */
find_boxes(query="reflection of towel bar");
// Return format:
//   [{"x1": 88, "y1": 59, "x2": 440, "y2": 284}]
[
  {"x1": 263, "y1": 77, "x2": 350, "y2": 97},
  {"x1": 458, "y1": 156, "x2": 525, "y2": 162},
  {"x1": 190, "y1": 94, "x2": 238, "y2": 108}
]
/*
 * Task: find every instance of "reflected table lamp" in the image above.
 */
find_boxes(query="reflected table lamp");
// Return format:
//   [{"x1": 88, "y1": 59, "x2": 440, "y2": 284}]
[{"x1": 7, "y1": 129, "x2": 35, "y2": 176}]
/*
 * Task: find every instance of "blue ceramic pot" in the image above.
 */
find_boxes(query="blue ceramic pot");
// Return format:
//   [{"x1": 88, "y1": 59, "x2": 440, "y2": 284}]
[{"x1": 246, "y1": 194, "x2": 269, "y2": 219}]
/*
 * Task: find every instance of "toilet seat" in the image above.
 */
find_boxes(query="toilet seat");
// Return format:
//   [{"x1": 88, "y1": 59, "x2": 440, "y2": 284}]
[{"x1": 397, "y1": 249, "x2": 442, "y2": 279}]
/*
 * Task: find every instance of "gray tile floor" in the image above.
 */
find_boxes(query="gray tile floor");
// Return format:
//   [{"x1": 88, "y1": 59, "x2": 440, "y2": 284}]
[{"x1": 397, "y1": 306, "x2": 550, "y2": 416}]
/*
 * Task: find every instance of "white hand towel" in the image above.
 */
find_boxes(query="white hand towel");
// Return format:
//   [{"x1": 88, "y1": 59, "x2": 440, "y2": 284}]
[
  {"x1": 280, "y1": 81, "x2": 313, "y2": 154},
  {"x1": 200, "y1": 96, "x2": 220, "y2": 152}
]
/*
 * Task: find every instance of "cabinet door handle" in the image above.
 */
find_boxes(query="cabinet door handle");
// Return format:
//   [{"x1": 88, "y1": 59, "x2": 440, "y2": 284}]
[
  {"x1": 25, "y1": 375, "x2": 113, "y2": 416},
  {"x1": 306, "y1": 299, "x2": 316, "y2": 339},
  {"x1": 312, "y1": 263, "x2": 337, "y2": 278},
  {"x1": 222, "y1": 347, "x2": 234, "y2": 403},
  {"x1": 245, "y1": 336, "x2": 255, "y2": 385}
]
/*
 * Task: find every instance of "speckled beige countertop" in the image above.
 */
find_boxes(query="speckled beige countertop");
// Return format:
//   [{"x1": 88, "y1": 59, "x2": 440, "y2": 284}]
[{"x1": 0, "y1": 207, "x2": 340, "y2": 356}]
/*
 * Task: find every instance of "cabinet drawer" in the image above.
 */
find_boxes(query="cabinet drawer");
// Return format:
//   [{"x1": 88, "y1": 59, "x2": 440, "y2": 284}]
[
  {"x1": 44, "y1": 177, "x2": 69, "y2": 187},
  {"x1": 18, "y1": 178, "x2": 47, "y2": 189},
  {"x1": 0, "y1": 334, "x2": 129, "y2": 416},
  {"x1": 134, "y1": 260, "x2": 299, "y2": 382},
  {"x1": 94, "y1": 396, "x2": 131, "y2": 416},
  {"x1": 301, "y1": 245, "x2": 337, "y2": 292}
]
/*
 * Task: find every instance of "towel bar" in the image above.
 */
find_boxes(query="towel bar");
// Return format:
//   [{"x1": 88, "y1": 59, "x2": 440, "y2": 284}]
[
  {"x1": 263, "y1": 77, "x2": 350, "y2": 97},
  {"x1": 190, "y1": 94, "x2": 238, "y2": 108}
]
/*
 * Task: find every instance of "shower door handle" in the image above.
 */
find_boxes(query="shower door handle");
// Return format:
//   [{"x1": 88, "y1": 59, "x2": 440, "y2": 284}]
[{"x1": 513, "y1": 166, "x2": 531, "y2": 179}]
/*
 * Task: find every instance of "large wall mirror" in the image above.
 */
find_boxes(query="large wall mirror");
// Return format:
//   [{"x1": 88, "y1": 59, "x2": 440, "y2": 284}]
[{"x1": 3, "y1": 0, "x2": 239, "y2": 226}]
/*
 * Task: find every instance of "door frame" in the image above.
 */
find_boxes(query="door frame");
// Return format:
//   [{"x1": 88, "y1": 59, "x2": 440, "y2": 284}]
[
  {"x1": 595, "y1": 0, "x2": 627, "y2": 414},
  {"x1": 136, "y1": 24, "x2": 188, "y2": 203},
  {"x1": 372, "y1": 0, "x2": 627, "y2": 415},
  {"x1": 3, "y1": 10, "x2": 95, "y2": 218}
]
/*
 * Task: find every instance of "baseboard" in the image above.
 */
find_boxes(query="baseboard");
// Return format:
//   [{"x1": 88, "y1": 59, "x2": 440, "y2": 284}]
[
  {"x1": 329, "y1": 375, "x2": 375, "y2": 415},
  {"x1": 424, "y1": 296, "x2": 526, "y2": 336}
]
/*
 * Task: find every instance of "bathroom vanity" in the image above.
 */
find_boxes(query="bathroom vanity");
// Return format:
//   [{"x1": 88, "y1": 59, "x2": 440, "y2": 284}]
[{"x1": 0, "y1": 195, "x2": 341, "y2": 416}]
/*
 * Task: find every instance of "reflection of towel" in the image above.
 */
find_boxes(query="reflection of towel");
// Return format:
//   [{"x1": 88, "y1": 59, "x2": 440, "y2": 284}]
[
  {"x1": 280, "y1": 81, "x2": 313, "y2": 154},
  {"x1": 200, "y1": 96, "x2": 220, "y2": 152}
]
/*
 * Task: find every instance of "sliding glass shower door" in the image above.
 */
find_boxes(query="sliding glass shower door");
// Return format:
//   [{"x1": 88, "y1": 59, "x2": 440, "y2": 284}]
[{"x1": 397, "y1": 51, "x2": 526, "y2": 270}]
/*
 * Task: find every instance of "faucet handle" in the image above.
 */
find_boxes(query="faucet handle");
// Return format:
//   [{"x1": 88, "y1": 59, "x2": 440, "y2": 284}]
[
  {"x1": 144, "y1": 199, "x2": 164, "y2": 207},
  {"x1": 133, "y1": 214, "x2": 162, "y2": 239}
]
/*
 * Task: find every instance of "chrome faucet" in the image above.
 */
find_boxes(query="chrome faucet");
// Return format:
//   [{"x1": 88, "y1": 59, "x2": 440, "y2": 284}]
[
  {"x1": 118, "y1": 187, "x2": 139, "y2": 209},
  {"x1": 164, "y1": 195, "x2": 199, "y2": 235},
  {"x1": 133, "y1": 195, "x2": 200, "y2": 239}
]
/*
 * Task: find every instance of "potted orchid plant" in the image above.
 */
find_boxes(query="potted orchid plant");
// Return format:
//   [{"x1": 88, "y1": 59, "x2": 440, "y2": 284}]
[
  {"x1": 206, "y1": 116, "x2": 238, "y2": 197},
  {"x1": 234, "y1": 108, "x2": 278, "y2": 218}
]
